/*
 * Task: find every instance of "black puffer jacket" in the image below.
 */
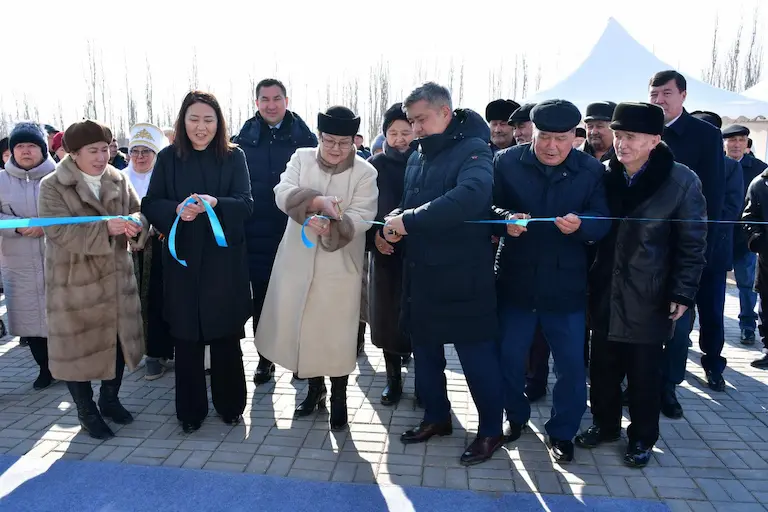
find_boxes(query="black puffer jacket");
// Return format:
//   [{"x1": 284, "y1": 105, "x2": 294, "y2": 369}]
[{"x1": 589, "y1": 142, "x2": 707, "y2": 344}]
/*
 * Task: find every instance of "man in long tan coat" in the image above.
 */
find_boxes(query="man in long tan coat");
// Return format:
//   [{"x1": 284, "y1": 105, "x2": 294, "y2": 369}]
[{"x1": 255, "y1": 105, "x2": 377, "y2": 431}]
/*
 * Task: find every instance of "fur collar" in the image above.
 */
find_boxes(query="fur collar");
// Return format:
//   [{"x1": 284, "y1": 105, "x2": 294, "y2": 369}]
[
  {"x1": 53, "y1": 155, "x2": 124, "y2": 216},
  {"x1": 605, "y1": 141, "x2": 675, "y2": 215},
  {"x1": 315, "y1": 148, "x2": 356, "y2": 175}
]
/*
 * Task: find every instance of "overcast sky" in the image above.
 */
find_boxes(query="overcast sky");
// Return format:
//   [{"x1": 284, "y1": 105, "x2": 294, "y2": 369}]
[{"x1": 2, "y1": 0, "x2": 765, "y2": 138}]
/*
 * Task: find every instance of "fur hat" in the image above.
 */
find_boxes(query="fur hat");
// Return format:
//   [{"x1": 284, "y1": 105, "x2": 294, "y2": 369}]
[
  {"x1": 486, "y1": 99, "x2": 520, "y2": 122},
  {"x1": 63, "y1": 120, "x2": 113, "y2": 153},
  {"x1": 690, "y1": 110, "x2": 722, "y2": 129},
  {"x1": 317, "y1": 106, "x2": 360, "y2": 137},
  {"x1": 609, "y1": 102, "x2": 665, "y2": 136},
  {"x1": 382, "y1": 102, "x2": 409, "y2": 135},
  {"x1": 584, "y1": 101, "x2": 617, "y2": 122},
  {"x1": 9, "y1": 122, "x2": 48, "y2": 157}
]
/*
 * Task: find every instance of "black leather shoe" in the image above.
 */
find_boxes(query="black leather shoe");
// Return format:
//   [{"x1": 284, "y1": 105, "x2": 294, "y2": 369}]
[
  {"x1": 548, "y1": 437, "x2": 574, "y2": 464},
  {"x1": 503, "y1": 421, "x2": 527, "y2": 444},
  {"x1": 623, "y1": 440, "x2": 653, "y2": 467},
  {"x1": 294, "y1": 377, "x2": 327, "y2": 417},
  {"x1": 401, "y1": 421, "x2": 453, "y2": 444},
  {"x1": 460, "y1": 435, "x2": 505, "y2": 466},
  {"x1": 221, "y1": 414, "x2": 242, "y2": 426},
  {"x1": 575, "y1": 425, "x2": 621, "y2": 449},
  {"x1": 182, "y1": 420, "x2": 202, "y2": 434},
  {"x1": 752, "y1": 354, "x2": 768, "y2": 369},
  {"x1": 253, "y1": 360, "x2": 275, "y2": 385},
  {"x1": 525, "y1": 385, "x2": 546, "y2": 403},
  {"x1": 98, "y1": 385, "x2": 134, "y2": 425},
  {"x1": 661, "y1": 386, "x2": 684, "y2": 419},
  {"x1": 741, "y1": 329, "x2": 756, "y2": 346},
  {"x1": 706, "y1": 371, "x2": 726, "y2": 392}
]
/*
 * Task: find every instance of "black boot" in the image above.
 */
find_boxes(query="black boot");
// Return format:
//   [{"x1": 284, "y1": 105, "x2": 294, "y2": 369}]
[
  {"x1": 357, "y1": 323, "x2": 366, "y2": 356},
  {"x1": 294, "y1": 377, "x2": 327, "y2": 417},
  {"x1": 98, "y1": 384, "x2": 134, "y2": 424},
  {"x1": 67, "y1": 382, "x2": 114, "y2": 440},
  {"x1": 380, "y1": 352, "x2": 402, "y2": 406},
  {"x1": 28, "y1": 338, "x2": 54, "y2": 391},
  {"x1": 253, "y1": 353, "x2": 275, "y2": 385},
  {"x1": 330, "y1": 376, "x2": 348, "y2": 431}
]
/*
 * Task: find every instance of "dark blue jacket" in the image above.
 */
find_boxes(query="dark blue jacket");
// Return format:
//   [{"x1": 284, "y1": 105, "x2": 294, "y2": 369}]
[
  {"x1": 390, "y1": 109, "x2": 496, "y2": 345},
  {"x1": 662, "y1": 110, "x2": 726, "y2": 268},
  {"x1": 493, "y1": 144, "x2": 611, "y2": 312},
  {"x1": 233, "y1": 111, "x2": 317, "y2": 282},
  {"x1": 734, "y1": 153, "x2": 768, "y2": 257},
  {"x1": 716, "y1": 156, "x2": 744, "y2": 270}
]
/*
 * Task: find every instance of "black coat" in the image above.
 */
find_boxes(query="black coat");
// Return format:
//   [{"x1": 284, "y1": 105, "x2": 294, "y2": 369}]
[
  {"x1": 662, "y1": 109, "x2": 726, "y2": 269},
  {"x1": 493, "y1": 143, "x2": 611, "y2": 312},
  {"x1": 742, "y1": 169, "x2": 768, "y2": 293},
  {"x1": 589, "y1": 143, "x2": 707, "y2": 344},
  {"x1": 716, "y1": 156, "x2": 744, "y2": 270},
  {"x1": 390, "y1": 109, "x2": 497, "y2": 345},
  {"x1": 233, "y1": 111, "x2": 317, "y2": 282},
  {"x1": 734, "y1": 153, "x2": 768, "y2": 257},
  {"x1": 366, "y1": 142, "x2": 415, "y2": 355},
  {"x1": 141, "y1": 145, "x2": 254, "y2": 343}
]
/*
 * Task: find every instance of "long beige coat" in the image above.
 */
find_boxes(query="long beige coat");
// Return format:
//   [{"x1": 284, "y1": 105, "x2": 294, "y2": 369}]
[
  {"x1": 255, "y1": 148, "x2": 378, "y2": 377},
  {"x1": 39, "y1": 156, "x2": 149, "y2": 382}
]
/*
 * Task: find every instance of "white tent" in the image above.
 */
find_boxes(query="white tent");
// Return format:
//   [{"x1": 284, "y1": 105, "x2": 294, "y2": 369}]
[
  {"x1": 523, "y1": 18, "x2": 768, "y2": 119},
  {"x1": 743, "y1": 80, "x2": 768, "y2": 104}
]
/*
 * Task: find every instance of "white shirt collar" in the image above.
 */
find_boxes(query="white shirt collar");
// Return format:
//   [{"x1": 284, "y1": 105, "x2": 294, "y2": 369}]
[{"x1": 665, "y1": 112, "x2": 682, "y2": 128}]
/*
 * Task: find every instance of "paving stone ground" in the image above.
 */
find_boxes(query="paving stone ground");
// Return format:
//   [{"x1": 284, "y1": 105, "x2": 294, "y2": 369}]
[{"x1": 1, "y1": 277, "x2": 767, "y2": 511}]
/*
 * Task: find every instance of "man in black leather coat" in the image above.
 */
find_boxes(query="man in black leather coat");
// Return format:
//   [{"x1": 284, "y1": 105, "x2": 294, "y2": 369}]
[{"x1": 575, "y1": 102, "x2": 707, "y2": 468}]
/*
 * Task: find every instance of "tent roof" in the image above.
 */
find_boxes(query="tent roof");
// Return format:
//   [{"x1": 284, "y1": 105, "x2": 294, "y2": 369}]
[
  {"x1": 523, "y1": 18, "x2": 768, "y2": 119},
  {"x1": 743, "y1": 80, "x2": 768, "y2": 103}
]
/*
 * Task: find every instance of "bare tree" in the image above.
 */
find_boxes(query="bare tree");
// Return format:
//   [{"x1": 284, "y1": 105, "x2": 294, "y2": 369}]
[
  {"x1": 743, "y1": 9, "x2": 764, "y2": 90},
  {"x1": 84, "y1": 40, "x2": 100, "y2": 119},
  {"x1": 367, "y1": 60, "x2": 390, "y2": 142},
  {"x1": 145, "y1": 57, "x2": 154, "y2": 124},
  {"x1": 189, "y1": 48, "x2": 199, "y2": 90},
  {"x1": 23, "y1": 96, "x2": 32, "y2": 120},
  {"x1": 457, "y1": 61, "x2": 465, "y2": 106},
  {"x1": 342, "y1": 77, "x2": 360, "y2": 115},
  {"x1": 488, "y1": 62, "x2": 504, "y2": 99},
  {"x1": 520, "y1": 56, "x2": 529, "y2": 99},
  {"x1": 723, "y1": 20, "x2": 744, "y2": 92},
  {"x1": 534, "y1": 63, "x2": 543, "y2": 93},
  {"x1": 124, "y1": 57, "x2": 138, "y2": 130},
  {"x1": 702, "y1": 17, "x2": 721, "y2": 87}
]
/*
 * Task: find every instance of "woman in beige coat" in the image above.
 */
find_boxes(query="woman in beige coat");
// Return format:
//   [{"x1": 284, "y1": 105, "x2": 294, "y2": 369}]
[
  {"x1": 39, "y1": 120, "x2": 148, "y2": 440},
  {"x1": 255, "y1": 106, "x2": 378, "y2": 431}
]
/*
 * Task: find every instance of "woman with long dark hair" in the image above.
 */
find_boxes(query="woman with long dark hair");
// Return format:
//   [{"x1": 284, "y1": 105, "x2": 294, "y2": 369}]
[
  {"x1": 142, "y1": 91, "x2": 253, "y2": 433},
  {"x1": 367, "y1": 103, "x2": 416, "y2": 406}
]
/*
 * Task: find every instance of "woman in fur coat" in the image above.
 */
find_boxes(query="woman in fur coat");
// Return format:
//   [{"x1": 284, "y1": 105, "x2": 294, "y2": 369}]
[
  {"x1": 39, "y1": 120, "x2": 149, "y2": 440},
  {"x1": 255, "y1": 106, "x2": 378, "y2": 431}
]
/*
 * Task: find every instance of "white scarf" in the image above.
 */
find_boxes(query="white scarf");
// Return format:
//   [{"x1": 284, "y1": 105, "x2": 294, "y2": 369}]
[{"x1": 124, "y1": 161, "x2": 153, "y2": 199}]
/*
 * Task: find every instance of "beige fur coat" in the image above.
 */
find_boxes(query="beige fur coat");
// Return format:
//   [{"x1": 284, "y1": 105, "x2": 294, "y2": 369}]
[
  {"x1": 254, "y1": 148, "x2": 378, "y2": 377},
  {"x1": 38, "y1": 155, "x2": 149, "y2": 381}
]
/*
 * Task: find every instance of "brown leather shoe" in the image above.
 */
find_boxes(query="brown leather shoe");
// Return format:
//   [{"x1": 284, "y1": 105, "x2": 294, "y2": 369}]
[
  {"x1": 460, "y1": 435, "x2": 505, "y2": 466},
  {"x1": 400, "y1": 421, "x2": 453, "y2": 444}
]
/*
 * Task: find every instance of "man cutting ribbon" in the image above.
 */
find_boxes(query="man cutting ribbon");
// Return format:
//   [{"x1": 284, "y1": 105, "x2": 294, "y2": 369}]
[{"x1": 491, "y1": 99, "x2": 611, "y2": 464}]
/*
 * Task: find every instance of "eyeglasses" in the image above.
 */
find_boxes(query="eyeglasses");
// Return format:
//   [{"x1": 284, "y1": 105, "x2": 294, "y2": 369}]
[
  {"x1": 129, "y1": 149, "x2": 154, "y2": 157},
  {"x1": 321, "y1": 137, "x2": 354, "y2": 151}
]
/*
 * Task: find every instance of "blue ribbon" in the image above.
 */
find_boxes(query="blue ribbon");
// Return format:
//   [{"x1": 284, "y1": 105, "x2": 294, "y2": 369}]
[
  {"x1": 0, "y1": 215, "x2": 141, "y2": 230},
  {"x1": 168, "y1": 197, "x2": 228, "y2": 267}
]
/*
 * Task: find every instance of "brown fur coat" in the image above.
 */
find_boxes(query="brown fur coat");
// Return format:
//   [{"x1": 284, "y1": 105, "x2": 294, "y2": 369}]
[{"x1": 38, "y1": 155, "x2": 149, "y2": 381}]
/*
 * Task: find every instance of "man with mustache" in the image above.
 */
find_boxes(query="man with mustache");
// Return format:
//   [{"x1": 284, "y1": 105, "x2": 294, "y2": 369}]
[
  {"x1": 486, "y1": 99, "x2": 520, "y2": 153},
  {"x1": 582, "y1": 101, "x2": 617, "y2": 162},
  {"x1": 493, "y1": 99, "x2": 610, "y2": 463}
]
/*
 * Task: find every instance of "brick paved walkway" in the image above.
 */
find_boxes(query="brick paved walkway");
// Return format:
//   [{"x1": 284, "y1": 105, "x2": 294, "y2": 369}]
[{"x1": 0, "y1": 280, "x2": 766, "y2": 511}]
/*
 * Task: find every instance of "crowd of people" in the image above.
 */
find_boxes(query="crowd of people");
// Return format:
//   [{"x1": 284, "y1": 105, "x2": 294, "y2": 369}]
[{"x1": 0, "y1": 68, "x2": 765, "y2": 470}]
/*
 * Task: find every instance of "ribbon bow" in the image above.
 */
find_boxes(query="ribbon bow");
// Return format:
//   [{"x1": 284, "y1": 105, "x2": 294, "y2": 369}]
[{"x1": 168, "y1": 197, "x2": 228, "y2": 267}]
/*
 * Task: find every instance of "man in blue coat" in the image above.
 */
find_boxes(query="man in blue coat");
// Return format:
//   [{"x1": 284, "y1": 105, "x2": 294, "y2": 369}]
[
  {"x1": 649, "y1": 70, "x2": 726, "y2": 415},
  {"x1": 724, "y1": 124, "x2": 768, "y2": 345},
  {"x1": 232, "y1": 78, "x2": 318, "y2": 385},
  {"x1": 383, "y1": 82, "x2": 504, "y2": 467},
  {"x1": 689, "y1": 112, "x2": 744, "y2": 393},
  {"x1": 493, "y1": 99, "x2": 611, "y2": 463}
]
